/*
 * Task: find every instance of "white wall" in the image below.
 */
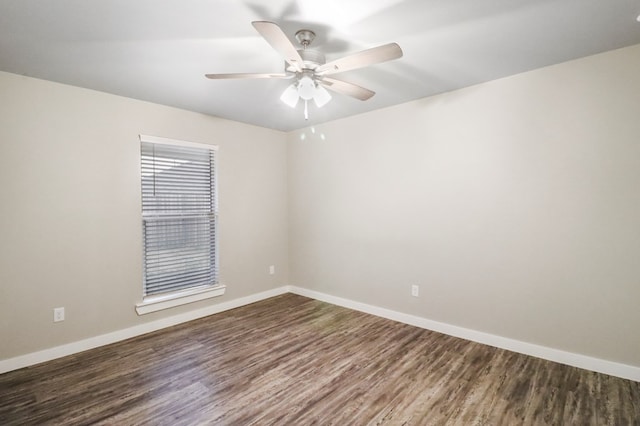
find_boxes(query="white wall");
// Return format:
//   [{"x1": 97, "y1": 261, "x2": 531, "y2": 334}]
[
  {"x1": 0, "y1": 72, "x2": 289, "y2": 360},
  {"x1": 288, "y1": 44, "x2": 640, "y2": 367}
]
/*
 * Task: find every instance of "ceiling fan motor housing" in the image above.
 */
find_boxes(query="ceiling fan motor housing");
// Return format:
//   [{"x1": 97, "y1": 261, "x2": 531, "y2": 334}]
[{"x1": 286, "y1": 49, "x2": 326, "y2": 73}]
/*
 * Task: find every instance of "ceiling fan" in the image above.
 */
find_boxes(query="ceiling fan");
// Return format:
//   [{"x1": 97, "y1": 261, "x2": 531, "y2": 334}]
[{"x1": 205, "y1": 21, "x2": 403, "y2": 119}]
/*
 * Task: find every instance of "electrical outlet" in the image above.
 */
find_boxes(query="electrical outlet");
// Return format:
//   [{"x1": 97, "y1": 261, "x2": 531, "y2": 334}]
[
  {"x1": 411, "y1": 285, "x2": 419, "y2": 297},
  {"x1": 269, "y1": 265, "x2": 275, "y2": 275},
  {"x1": 53, "y1": 307, "x2": 65, "y2": 322}
]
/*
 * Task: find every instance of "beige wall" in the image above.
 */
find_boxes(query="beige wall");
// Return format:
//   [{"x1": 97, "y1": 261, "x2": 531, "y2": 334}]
[
  {"x1": 288, "y1": 44, "x2": 640, "y2": 366},
  {"x1": 3, "y1": 43, "x2": 640, "y2": 369},
  {"x1": 0, "y1": 72, "x2": 289, "y2": 359}
]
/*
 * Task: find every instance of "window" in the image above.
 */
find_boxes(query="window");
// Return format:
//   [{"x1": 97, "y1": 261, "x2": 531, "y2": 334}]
[{"x1": 136, "y1": 135, "x2": 223, "y2": 315}]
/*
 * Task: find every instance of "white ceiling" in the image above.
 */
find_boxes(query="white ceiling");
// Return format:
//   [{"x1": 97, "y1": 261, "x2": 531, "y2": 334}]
[{"x1": 1, "y1": 0, "x2": 640, "y2": 131}]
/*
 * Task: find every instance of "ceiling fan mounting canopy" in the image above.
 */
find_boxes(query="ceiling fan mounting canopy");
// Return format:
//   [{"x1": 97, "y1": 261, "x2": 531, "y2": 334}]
[
  {"x1": 295, "y1": 29, "x2": 316, "y2": 48},
  {"x1": 205, "y1": 21, "x2": 403, "y2": 118}
]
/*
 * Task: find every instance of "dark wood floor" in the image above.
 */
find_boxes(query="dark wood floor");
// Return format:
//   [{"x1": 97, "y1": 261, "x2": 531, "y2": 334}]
[{"x1": 1, "y1": 294, "x2": 639, "y2": 425}]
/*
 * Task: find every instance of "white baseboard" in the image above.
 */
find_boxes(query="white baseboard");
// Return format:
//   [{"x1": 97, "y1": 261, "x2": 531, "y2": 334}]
[
  {"x1": 289, "y1": 286, "x2": 640, "y2": 383},
  {"x1": 4, "y1": 285, "x2": 639, "y2": 383},
  {"x1": 0, "y1": 286, "x2": 290, "y2": 374}
]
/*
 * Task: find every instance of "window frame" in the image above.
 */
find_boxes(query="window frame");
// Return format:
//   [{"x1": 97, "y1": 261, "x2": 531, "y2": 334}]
[{"x1": 135, "y1": 134, "x2": 225, "y2": 315}]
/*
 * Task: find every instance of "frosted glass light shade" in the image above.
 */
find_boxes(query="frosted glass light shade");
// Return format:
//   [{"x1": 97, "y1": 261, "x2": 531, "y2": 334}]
[
  {"x1": 297, "y1": 76, "x2": 316, "y2": 100},
  {"x1": 280, "y1": 84, "x2": 299, "y2": 108},
  {"x1": 314, "y1": 85, "x2": 332, "y2": 108}
]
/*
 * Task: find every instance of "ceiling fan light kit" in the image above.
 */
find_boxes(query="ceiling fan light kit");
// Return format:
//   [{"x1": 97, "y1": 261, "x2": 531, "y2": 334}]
[{"x1": 205, "y1": 21, "x2": 403, "y2": 120}]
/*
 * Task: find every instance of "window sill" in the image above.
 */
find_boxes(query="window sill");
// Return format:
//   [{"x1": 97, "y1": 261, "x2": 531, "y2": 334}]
[{"x1": 135, "y1": 285, "x2": 226, "y2": 315}]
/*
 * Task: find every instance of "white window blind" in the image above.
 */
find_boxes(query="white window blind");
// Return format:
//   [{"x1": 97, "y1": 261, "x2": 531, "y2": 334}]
[{"x1": 140, "y1": 136, "x2": 218, "y2": 297}]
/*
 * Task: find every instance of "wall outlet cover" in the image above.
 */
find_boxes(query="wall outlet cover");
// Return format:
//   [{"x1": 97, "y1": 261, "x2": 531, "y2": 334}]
[
  {"x1": 411, "y1": 285, "x2": 419, "y2": 297},
  {"x1": 53, "y1": 307, "x2": 65, "y2": 322}
]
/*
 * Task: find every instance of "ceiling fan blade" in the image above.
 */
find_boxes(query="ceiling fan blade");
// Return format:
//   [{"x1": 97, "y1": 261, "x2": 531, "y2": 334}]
[
  {"x1": 205, "y1": 73, "x2": 291, "y2": 79},
  {"x1": 315, "y1": 43, "x2": 403, "y2": 75},
  {"x1": 319, "y1": 77, "x2": 375, "y2": 101},
  {"x1": 252, "y1": 21, "x2": 304, "y2": 72}
]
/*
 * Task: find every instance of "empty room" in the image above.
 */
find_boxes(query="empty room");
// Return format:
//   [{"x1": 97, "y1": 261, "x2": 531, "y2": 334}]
[{"x1": 1, "y1": 1, "x2": 639, "y2": 424}]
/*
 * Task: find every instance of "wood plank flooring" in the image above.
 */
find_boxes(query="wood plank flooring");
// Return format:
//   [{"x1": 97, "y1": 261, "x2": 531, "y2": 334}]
[{"x1": 1, "y1": 293, "x2": 639, "y2": 425}]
